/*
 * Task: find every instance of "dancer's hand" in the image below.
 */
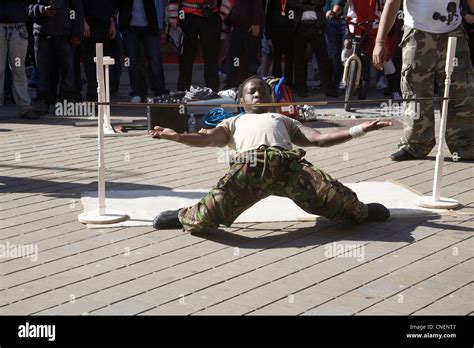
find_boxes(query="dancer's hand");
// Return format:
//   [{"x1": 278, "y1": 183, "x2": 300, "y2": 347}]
[
  {"x1": 361, "y1": 119, "x2": 393, "y2": 132},
  {"x1": 150, "y1": 126, "x2": 180, "y2": 141}
]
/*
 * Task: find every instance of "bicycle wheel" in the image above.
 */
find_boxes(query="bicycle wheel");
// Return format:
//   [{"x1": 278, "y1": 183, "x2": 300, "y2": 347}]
[
  {"x1": 344, "y1": 60, "x2": 358, "y2": 112},
  {"x1": 357, "y1": 78, "x2": 370, "y2": 100},
  {"x1": 358, "y1": 60, "x2": 370, "y2": 100}
]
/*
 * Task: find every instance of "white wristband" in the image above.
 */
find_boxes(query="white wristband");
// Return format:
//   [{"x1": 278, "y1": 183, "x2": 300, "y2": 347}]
[{"x1": 349, "y1": 125, "x2": 366, "y2": 138}]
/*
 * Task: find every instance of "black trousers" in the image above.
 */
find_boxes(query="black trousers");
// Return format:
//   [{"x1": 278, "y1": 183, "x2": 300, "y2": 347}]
[
  {"x1": 224, "y1": 28, "x2": 260, "y2": 89},
  {"x1": 35, "y1": 35, "x2": 77, "y2": 104},
  {"x1": 81, "y1": 21, "x2": 111, "y2": 101},
  {"x1": 293, "y1": 21, "x2": 335, "y2": 93},
  {"x1": 178, "y1": 13, "x2": 221, "y2": 92},
  {"x1": 270, "y1": 30, "x2": 294, "y2": 87}
]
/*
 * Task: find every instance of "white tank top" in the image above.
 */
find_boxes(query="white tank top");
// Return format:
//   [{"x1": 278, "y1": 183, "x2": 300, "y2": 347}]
[{"x1": 403, "y1": 0, "x2": 462, "y2": 33}]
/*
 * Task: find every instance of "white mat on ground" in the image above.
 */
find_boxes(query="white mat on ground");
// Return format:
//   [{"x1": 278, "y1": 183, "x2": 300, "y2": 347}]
[{"x1": 80, "y1": 182, "x2": 447, "y2": 229}]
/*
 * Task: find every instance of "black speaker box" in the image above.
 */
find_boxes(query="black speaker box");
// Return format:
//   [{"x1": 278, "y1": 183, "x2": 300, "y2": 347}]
[{"x1": 147, "y1": 97, "x2": 188, "y2": 133}]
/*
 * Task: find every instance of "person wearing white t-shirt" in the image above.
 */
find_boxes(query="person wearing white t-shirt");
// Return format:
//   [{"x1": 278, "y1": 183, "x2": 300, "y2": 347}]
[
  {"x1": 150, "y1": 76, "x2": 392, "y2": 233},
  {"x1": 373, "y1": 0, "x2": 474, "y2": 161}
]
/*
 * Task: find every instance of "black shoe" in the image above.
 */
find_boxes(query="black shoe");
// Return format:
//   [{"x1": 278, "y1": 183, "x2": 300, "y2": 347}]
[
  {"x1": 153, "y1": 210, "x2": 182, "y2": 230},
  {"x1": 389, "y1": 148, "x2": 416, "y2": 161},
  {"x1": 33, "y1": 101, "x2": 49, "y2": 116},
  {"x1": 324, "y1": 88, "x2": 339, "y2": 98},
  {"x1": 367, "y1": 203, "x2": 390, "y2": 221},
  {"x1": 19, "y1": 108, "x2": 40, "y2": 120}
]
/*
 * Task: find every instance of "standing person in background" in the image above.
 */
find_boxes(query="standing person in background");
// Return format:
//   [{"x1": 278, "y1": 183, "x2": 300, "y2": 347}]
[
  {"x1": 325, "y1": 0, "x2": 347, "y2": 89},
  {"x1": 341, "y1": 0, "x2": 401, "y2": 99},
  {"x1": 116, "y1": 0, "x2": 168, "y2": 103},
  {"x1": 265, "y1": 0, "x2": 295, "y2": 87},
  {"x1": 289, "y1": 0, "x2": 339, "y2": 98},
  {"x1": 81, "y1": 0, "x2": 116, "y2": 101},
  {"x1": 374, "y1": 0, "x2": 474, "y2": 161},
  {"x1": 168, "y1": 0, "x2": 231, "y2": 92},
  {"x1": 462, "y1": 0, "x2": 474, "y2": 66},
  {"x1": 224, "y1": 0, "x2": 265, "y2": 88},
  {"x1": 110, "y1": 17, "x2": 123, "y2": 97},
  {"x1": 0, "y1": 0, "x2": 36, "y2": 119},
  {"x1": 29, "y1": 0, "x2": 84, "y2": 116}
]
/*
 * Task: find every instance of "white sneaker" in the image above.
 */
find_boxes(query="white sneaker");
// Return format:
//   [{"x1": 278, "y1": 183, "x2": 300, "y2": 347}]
[{"x1": 130, "y1": 96, "x2": 142, "y2": 103}]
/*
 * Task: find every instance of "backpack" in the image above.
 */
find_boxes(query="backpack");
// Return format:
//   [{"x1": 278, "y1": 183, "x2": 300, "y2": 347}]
[{"x1": 264, "y1": 76, "x2": 300, "y2": 121}]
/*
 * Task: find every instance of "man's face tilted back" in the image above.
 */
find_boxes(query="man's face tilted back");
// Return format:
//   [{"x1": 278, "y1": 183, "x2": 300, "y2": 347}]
[{"x1": 240, "y1": 78, "x2": 273, "y2": 114}]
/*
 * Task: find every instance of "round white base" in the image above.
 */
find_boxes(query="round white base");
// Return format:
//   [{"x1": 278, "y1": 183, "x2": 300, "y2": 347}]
[
  {"x1": 414, "y1": 196, "x2": 461, "y2": 209},
  {"x1": 78, "y1": 210, "x2": 129, "y2": 224}
]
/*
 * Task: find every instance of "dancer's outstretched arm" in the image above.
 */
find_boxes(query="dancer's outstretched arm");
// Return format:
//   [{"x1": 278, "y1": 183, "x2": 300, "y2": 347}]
[
  {"x1": 150, "y1": 126, "x2": 229, "y2": 147},
  {"x1": 292, "y1": 120, "x2": 392, "y2": 148}
]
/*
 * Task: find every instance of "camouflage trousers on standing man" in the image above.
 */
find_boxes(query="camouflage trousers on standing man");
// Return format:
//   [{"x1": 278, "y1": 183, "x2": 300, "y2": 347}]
[
  {"x1": 178, "y1": 146, "x2": 368, "y2": 233},
  {"x1": 399, "y1": 25, "x2": 474, "y2": 160}
]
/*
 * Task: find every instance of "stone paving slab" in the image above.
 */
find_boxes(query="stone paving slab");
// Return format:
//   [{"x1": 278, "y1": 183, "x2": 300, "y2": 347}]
[{"x1": 1, "y1": 95, "x2": 472, "y2": 316}]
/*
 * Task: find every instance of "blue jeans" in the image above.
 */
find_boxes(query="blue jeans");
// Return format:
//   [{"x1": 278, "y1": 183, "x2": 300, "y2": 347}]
[
  {"x1": 0, "y1": 23, "x2": 31, "y2": 106},
  {"x1": 325, "y1": 19, "x2": 345, "y2": 86},
  {"x1": 122, "y1": 26, "x2": 167, "y2": 98}
]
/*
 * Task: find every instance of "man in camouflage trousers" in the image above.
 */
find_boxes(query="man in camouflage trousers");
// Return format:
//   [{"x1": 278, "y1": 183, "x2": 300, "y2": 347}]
[
  {"x1": 374, "y1": 0, "x2": 474, "y2": 161},
  {"x1": 150, "y1": 77, "x2": 392, "y2": 233}
]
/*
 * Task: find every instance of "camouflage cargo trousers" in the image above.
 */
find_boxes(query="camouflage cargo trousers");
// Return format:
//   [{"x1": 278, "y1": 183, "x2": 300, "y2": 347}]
[
  {"x1": 178, "y1": 147, "x2": 368, "y2": 233},
  {"x1": 399, "y1": 25, "x2": 474, "y2": 159}
]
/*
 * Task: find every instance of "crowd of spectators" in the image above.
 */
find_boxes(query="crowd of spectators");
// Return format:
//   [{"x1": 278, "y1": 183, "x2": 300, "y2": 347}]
[{"x1": 0, "y1": 0, "x2": 473, "y2": 119}]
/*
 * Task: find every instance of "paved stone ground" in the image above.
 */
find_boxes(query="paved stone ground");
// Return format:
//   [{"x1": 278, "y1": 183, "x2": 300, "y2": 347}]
[{"x1": 0, "y1": 65, "x2": 472, "y2": 316}]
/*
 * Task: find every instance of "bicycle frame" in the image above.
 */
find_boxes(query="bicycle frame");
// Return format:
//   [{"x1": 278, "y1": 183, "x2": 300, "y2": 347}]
[{"x1": 341, "y1": 21, "x2": 373, "y2": 89}]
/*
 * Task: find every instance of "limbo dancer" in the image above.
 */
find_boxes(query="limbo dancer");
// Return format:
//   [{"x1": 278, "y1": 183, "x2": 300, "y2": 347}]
[
  {"x1": 373, "y1": 0, "x2": 474, "y2": 161},
  {"x1": 150, "y1": 77, "x2": 392, "y2": 232}
]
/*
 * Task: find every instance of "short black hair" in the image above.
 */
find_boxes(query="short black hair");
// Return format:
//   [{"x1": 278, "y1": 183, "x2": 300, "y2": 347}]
[{"x1": 236, "y1": 76, "x2": 274, "y2": 101}]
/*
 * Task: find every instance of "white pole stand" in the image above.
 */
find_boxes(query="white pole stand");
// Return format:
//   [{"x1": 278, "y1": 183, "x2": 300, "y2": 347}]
[
  {"x1": 414, "y1": 37, "x2": 461, "y2": 210},
  {"x1": 90, "y1": 56, "x2": 115, "y2": 136},
  {"x1": 79, "y1": 44, "x2": 128, "y2": 225}
]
